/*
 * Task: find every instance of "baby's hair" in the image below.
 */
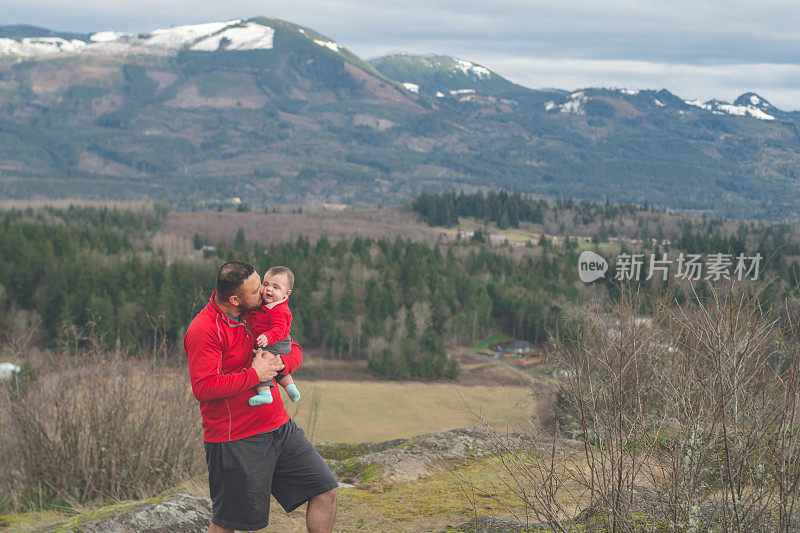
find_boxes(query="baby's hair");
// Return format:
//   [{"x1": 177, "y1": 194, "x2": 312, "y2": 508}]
[{"x1": 266, "y1": 265, "x2": 295, "y2": 289}]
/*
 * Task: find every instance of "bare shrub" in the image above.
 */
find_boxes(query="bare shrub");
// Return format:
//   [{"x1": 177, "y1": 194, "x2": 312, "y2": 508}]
[
  {"x1": 0, "y1": 307, "x2": 42, "y2": 359},
  {"x1": 0, "y1": 351, "x2": 202, "y2": 512},
  {"x1": 471, "y1": 288, "x2": 800, "y2": 532}
]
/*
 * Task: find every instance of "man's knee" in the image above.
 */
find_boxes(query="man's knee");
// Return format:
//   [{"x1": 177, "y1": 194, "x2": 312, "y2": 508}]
[{"x1": 311, "y1": 486, "x2": 338, "y2": 506}]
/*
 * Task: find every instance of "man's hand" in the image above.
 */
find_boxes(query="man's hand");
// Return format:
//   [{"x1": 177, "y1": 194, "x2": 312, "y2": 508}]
[
  {"x1": 251, "y1": 348, "x2": 285, "y2": 382},
  {"x1": 256, "y1": 334, "x2": 269, "y2": 347}
]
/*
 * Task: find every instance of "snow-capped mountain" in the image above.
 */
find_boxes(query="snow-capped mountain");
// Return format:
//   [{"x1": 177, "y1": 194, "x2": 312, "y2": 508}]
[
  {"x1": 368, "y1": 53, "x2": 532, "y2": 97},
  {"x1": 684, "y1": 93, "x2": 780, "y2": 121},
  {"x1": 0, "y1": 18, "x2": 360, "y2": 59},
  {"x1": 539, "y1": 87, "x2": 791, "y2": 123}
]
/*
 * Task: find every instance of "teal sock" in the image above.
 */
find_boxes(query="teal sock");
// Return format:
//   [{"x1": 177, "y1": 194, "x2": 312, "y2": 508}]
[
  {"x1": 248, "y1": 389, "x2": 273, "y2": 406},
  {"x1": 284, "y1": 384, "x2": 301, "y2": 402}
]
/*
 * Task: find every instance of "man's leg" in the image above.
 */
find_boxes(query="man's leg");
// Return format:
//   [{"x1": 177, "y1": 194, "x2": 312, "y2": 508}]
[
  {"x1": 270, "y1": 420, "x2": 339, "y2": 532},
  {"x1": 306, "y1": 487, "x2": 338, "y2": 533},
  {"x1": 205, "y1": 435, "x2": 275, "y2": 532}
]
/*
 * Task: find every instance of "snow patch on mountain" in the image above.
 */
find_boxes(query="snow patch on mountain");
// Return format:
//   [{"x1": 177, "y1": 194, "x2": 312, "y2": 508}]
[
  {"x1": 90, "y1": 31, "x2": 132, "y2": 43},
  {"x1": 560, "y1": 100, "x2": 584, "y2": 114},
  {"x1": 654, "y1": 98, "x2": 665, "y2": 107},
  {"x1": 402, "y1": 82, "x2": 419, "y2": 93},
  {"x1": 685, "y1": 98, "x2": 774, "y2": 121},
  {"x1": 0, "y1": 19, "x2": 288, "y2": 57},
  {"x1": 717, "y1": 104, "x2": 774, "y2": 120},
  {"x1": 190, "y1": 23, "x2": 274, "y2": 51},
  {"x1": 554, "y1": 91, "x2": 587, "y2": 114},
  {"x1": 543, "y1": 91, "x2": 588, "y2": 114},
  {"x1": 450, "y1": 89, "x2": 475, "y2": 95},
  {"x1": 453, "y1": 58, "x2": 490, "y2": 79},
  {"x1": 620, "y1": 88, "x2": 640, "y2": 95},
  {"x1": 313, "y1": 39, "x2": 339, "y2": 51},
  {"x1": 0, "y1": 36, "x2": 86, "y2": 57},
  {"x1": 143, "y1": 20, "x2": 239, "y2": 49},
  {"x1": 686, "y1": 99, "x2": 711, "y2": 111}
]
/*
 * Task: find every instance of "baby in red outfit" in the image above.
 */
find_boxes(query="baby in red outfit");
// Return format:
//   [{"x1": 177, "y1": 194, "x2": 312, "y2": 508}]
[{"x1": 246, "y1": 265, "x2": 301, "y2": 405}]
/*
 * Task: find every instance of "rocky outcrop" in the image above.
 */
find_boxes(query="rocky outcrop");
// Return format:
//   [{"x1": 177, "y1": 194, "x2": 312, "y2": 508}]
[
  {"x1": 319, "y1": 426, "x2": 524, "y2": 486},
  {"x1": 449, "y1": 516, "x2": 546, "y2": 532},
  {"x1": 42, "y1": 492, "x2": 210, "y2": 533}
]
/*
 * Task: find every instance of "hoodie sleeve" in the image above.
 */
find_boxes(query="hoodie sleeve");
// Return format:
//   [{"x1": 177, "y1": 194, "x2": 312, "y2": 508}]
[
  {"x1": 184, "y1": 320, "x2": 260, "y2": 402},
  {"x1": 280, "y1": 340, "x2": 303, "y2": 375}
]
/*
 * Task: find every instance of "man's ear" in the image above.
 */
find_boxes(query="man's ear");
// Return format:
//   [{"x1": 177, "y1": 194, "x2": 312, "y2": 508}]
[{"x1": 229, "y1": 294, "x2": 242, "y2": 307}]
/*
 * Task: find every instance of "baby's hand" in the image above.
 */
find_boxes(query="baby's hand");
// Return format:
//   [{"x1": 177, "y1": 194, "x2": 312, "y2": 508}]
[{"x1": 256, "y1": 334, "x2": 269, "y2": 347}]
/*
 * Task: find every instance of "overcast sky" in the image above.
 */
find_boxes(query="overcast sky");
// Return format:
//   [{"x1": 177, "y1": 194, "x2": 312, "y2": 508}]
[{"x1": 5, "y1": 0, "x2": 800, "y2": 109}]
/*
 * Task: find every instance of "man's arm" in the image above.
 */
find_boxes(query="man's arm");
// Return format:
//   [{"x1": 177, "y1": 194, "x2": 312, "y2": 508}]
[
  {"x1": 280, "y1": 340, "x2": 303, "y2": 375},
  {"x1": 185, "y1": 325, "x2": 260, "y2": 402}
]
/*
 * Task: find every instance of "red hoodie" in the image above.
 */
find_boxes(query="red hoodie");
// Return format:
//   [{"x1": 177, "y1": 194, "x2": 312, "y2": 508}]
[
  {"x1": 184, "y1": 291, "x2": 303, "y2": 442},
  {"x1": 247, "y1": 298, "x2": 292, "y2": 346}
]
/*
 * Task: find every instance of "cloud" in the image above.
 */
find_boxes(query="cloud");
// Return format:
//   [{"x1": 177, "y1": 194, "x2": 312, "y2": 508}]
[{"x1": 6, "y1": 0, "x2": 800, "y2": 63}]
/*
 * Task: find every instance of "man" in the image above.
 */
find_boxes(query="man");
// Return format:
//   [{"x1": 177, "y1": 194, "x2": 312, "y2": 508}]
[{"x1": 184, "y1": 261, "x2": 338, "y2": 532}]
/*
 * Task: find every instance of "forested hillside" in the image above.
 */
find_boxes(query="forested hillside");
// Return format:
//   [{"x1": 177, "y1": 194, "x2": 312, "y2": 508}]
[
  {"x1": 0, "y1": 204, "x2": 581, "y2": 379},
  {"x1": 5, "y1": 199, "x2": 800, "y2": 382}
]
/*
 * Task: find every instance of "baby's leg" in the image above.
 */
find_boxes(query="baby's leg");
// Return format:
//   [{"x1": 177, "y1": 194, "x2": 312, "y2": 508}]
[
  {"x1": 277, "y1": 374, "x2": 294, "y2": 386},
  {"x1": 254, "y1": 382, "x2": 272, "y2": 394},
  {"x1": 276, "y1": 373, "x2": 301, "y2": 402},
  {"x1": 249, "y1": 379, "x2": 275, "y2": 406},
  {"x1": 249, "y1": 352, "x2": 276, "y2": 406}
]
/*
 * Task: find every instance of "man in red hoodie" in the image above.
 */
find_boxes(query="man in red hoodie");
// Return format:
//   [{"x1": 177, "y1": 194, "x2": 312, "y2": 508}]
[{"x1": 184, "y1": 261, "x2": 338, "y2": 532}]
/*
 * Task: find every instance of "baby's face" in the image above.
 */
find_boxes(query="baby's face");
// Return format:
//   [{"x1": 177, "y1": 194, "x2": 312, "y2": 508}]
[{"x1": 262, "y1": 272, "x2": 292, "y2": 304}]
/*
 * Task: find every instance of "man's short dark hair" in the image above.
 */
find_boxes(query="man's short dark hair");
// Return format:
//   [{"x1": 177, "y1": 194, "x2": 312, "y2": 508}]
[{"x1": 217, "y1": 261, "x2": 256, "y2": 302}]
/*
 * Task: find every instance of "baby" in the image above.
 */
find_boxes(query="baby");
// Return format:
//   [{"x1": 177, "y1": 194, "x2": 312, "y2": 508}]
[{"x1": 247, "y1": 265, "x2": 301, "y2": 405}]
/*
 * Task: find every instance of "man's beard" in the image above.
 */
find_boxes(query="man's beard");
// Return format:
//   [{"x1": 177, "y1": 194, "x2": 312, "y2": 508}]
[{"x1": 237, "y1": 295, "x2": 263, "y2": 314}]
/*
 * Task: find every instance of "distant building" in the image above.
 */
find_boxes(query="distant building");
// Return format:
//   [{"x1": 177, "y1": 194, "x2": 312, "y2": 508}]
[
  {"x1": 499, "y1": 340, "x2": 537, "y2": 356},
  {"x1": 0, "y1": 362, "x2": 21, "y2": 380}
]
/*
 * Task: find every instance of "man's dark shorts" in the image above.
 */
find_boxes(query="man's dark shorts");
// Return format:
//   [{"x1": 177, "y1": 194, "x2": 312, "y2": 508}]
[{"x1": 204, "y1": 419, "x2": 338, "y2": 531}]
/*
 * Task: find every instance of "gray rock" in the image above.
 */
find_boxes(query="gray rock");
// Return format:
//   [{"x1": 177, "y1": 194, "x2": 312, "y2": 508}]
[
  {"x1": 450, "y1": 516, "x2": 546, "y2": 532},
  {"x1": 44, "y1": 492, "x2": 211, "y2": 533},
  {"x1": 323, "y1": 427, "x2": 529, "y2": 486}
]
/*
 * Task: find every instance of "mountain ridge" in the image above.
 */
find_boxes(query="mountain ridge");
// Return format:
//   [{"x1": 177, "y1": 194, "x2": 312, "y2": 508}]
[
  {"x1": 0, "y1": 21, "x2": 793, "y2": 116},
  {"x1": 369, "y1": 53, "x2": 533, "y2": 97},
  {"x1": 0, "y1": 18, "x2": 799, "y2": 219}
]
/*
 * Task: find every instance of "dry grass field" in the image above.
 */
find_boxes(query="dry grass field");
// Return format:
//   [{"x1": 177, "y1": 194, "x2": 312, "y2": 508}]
[
  {"x1": 163, "y1": 207, "x2": 447, "y2": 247},
  {"x1": 285, "y1": 350, "x2": 548, "y2": 443},
  {"x1": 284, "y1": 380, "x2": 541, "y2": 444},
  {"x1": 0, "y1": 199, "x2": 155, "y2": 210}
]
